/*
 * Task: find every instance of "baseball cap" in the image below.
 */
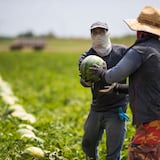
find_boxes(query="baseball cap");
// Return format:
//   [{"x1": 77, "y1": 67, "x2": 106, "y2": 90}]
[{"x1": 90, "y1": 21, "x2": 108, "y2": 30}]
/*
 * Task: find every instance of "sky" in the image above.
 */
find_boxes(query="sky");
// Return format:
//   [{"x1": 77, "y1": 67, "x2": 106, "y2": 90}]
[{"x1": 0, "y1": 0, "x2": 160, "y2": 38}]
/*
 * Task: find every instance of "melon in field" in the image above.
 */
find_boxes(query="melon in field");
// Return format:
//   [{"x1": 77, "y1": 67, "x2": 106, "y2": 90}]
[
  {"x1": 80, "y1": 55, "x2": 106, "y2": 82},
  {"x1": 23, "y1": 146, "x2": 45, "y2": 158}
]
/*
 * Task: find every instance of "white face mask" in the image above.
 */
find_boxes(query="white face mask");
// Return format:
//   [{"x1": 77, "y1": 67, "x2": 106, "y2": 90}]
[{"x1": 91, "y1": 32, "x2": 112, "y2": 57}]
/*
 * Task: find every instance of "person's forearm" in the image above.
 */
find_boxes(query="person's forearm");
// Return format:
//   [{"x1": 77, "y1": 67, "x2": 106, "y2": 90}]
[{"x1": 104, "y1": 49, "x2": 142, "y2": 83}]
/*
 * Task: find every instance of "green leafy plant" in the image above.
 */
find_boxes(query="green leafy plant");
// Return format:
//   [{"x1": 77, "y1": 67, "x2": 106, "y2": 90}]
[{"x1": 0, "y1": 40, "x2": 135, "y2": 159}]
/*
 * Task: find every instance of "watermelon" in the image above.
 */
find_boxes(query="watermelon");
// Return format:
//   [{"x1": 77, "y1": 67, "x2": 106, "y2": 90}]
[{"x1": 80, "y1": 55, "x2": 106, "y2": 82}]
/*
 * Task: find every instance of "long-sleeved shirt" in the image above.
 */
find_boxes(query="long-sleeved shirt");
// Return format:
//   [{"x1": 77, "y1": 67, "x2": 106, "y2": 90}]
[
  {"x1": 104, "y1": 48, "x2": 142, "y2": 84},
  {"x1": 79, "y1": 44, "x2": 128, "y2": 112},
  {"x1": 104, "y1": 37, "x2": 160, "y2": 125}
]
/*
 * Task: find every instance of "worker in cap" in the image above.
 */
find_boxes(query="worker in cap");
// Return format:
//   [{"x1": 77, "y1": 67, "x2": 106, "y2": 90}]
[{"x1": 78, "y1": 21, "x2": 129, "y2": 159}]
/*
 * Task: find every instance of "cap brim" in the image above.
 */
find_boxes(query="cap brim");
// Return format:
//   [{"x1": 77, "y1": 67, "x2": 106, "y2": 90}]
[
  {"x1": 124, "y1": 19, "x2": 160, "y2": 36},
  {"x1": 91, "y1": 25, "x2": 108, "y2": 30}
]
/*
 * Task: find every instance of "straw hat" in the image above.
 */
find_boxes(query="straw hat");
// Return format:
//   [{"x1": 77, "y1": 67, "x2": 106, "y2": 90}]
[{"x1": 124, "y1": 6, "x2": 160, "y2": 36}]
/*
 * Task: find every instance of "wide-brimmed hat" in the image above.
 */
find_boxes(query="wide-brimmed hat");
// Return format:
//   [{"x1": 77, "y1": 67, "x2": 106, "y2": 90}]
[
  {"x1": 90, "y1": 21, "x2": 108, "y2": 30},
  {"x1": 124, "y1": 6, "x2": 160, "y2": 36}
]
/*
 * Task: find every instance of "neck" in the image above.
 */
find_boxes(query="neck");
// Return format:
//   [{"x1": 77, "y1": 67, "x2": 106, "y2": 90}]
[{"x1": 137, "y1": 31, "x2": 159, "y2": 39}]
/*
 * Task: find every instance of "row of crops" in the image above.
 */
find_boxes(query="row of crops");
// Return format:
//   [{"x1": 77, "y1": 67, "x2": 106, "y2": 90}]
[
  {"x1": 0, "y1": 51, "x2": 92, "y2": 159},
  {"x1": 0, "y1": 37, "x2": 135, "y2": 159}
]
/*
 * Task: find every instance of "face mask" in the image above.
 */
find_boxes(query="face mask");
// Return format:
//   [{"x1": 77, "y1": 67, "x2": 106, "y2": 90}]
[{"x1": 91, "y1": 32, "x2": 112, "y2": 57}]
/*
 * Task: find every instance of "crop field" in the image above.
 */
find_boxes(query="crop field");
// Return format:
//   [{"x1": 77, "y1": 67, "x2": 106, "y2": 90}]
[{"x1": 0, "y1": 37, "x2": 135, "y2": 160}]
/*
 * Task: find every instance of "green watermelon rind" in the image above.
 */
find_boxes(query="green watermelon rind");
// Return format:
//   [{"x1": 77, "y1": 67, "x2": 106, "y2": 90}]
[{"x1": 80, "y1": 55, "x2": 106, "y2": 82}]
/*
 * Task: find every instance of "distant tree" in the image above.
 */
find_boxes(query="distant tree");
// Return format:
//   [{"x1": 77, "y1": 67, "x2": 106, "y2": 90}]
[
  {"x1": 18, "y1": 31, "x2": 34, "y2": 38},
  {"x1": 44, "y1": 32, "x2": 57, "y2": 39}
]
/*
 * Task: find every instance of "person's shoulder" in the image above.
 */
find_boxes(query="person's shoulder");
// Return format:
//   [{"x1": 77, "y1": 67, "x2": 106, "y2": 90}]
[
  {"x1": 82, "y1": 48, "x2": 96, "y2": 55},
  {"x1": 79, "y1": 48, "x2": 95, "y2": 59},
  {"x1": 112, "y1": 44, "x2": 127, "y2": 49},
  {"x1": 111, "y1": 44, "x2": 127, "y2": 56},
  {"x1": 111, "y1": 44, "x2": 127, "y2": 53}
]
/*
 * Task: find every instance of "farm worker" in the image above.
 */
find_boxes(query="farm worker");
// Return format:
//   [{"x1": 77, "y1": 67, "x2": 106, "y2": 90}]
[
  {"x1": 89, "y1": 6, "x2": 160, "y2": 160},
  {"x1": 78, "y1": 21, "x2": 129, "y2": 160}
]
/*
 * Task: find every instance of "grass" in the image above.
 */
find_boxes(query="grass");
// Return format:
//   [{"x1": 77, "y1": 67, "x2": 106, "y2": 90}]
[{"x1": 0, "y1": 37, "x2": 135, "y2": 159}]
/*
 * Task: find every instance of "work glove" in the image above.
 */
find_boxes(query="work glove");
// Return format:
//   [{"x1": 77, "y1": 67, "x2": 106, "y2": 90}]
[
  {"x1": 99, "y1": 83, "x2": 117, "y2": 94},
  {"x1": 118, "y1": 107, "x2": 129, "y2": 121},
  {"x1": 80, "y1": 78, "x2": 92, "y2": 87},
  {"x1": 89, "y1": 64, "x2": 106, "y2": 80},
  {"x1": 78, "y1": 67, "x2": 93, "y2": 87},
  {"x1": 99, "y1": 83, "x2": 129, "y2": 94},
  {"x1": 78, "y1": 53, "x2": 87, "y2": 68}
]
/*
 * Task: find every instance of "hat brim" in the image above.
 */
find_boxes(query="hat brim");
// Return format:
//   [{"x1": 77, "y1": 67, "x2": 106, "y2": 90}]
[
  {"x1": 124, "y1": 19, "x2": 160, "y2": 36},
  {"x1": 90, "y1": 25, "x2": 108, "y2": 30}
]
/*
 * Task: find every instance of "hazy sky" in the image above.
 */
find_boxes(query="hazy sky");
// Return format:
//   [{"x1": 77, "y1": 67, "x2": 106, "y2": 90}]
[{"x1": 1, "y1": 0, "x2": 160, "y2": 38}]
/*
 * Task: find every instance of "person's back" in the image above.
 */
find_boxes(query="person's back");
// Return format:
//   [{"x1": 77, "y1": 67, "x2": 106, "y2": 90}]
[{"x1": 129, "y1": 37, "x2": 160, "y2": 125}]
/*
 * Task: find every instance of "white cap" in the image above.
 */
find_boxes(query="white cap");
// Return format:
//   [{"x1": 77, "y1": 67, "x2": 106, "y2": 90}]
[{"x1": 90, "y1": 21, "x2": 108, "y2": 30}]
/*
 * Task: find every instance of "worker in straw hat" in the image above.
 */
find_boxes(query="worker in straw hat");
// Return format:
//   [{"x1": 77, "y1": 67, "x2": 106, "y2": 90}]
[{"x1": 89, "y1": 6, "x2": 160, "y2": 159}]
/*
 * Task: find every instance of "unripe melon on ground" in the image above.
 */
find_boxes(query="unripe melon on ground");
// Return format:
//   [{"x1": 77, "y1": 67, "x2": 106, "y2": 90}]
[
  {"x1": 23, "y1": 146, "x2": 45, "y2": 158},
  {"x1": 80, "y1": 55, "x2": 106, "y2": 82}
]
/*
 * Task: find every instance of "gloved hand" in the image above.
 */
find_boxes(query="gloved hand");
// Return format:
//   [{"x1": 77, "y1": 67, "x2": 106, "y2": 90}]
[
  {"x1": 80, "y1": 78, "x2": 92, "y2": 87},
  {"x1": 99, "y1": 83, "x2": 117, "y2": 94},
  {"x1": 78, "y1": 54, "x2": 87, "y2": 68},
  {"x1": 118, "y1": 107, "x2": 129, "y2": 121},
  {"x1": 79, "y1": 71, "x2": 93, "y2": 87},
  {"x1": 99, "y1": 83, "x2": 129, "y2": 94},
  {"x1": 89, "y1": 64, "x2": 106, "y2": 80}
]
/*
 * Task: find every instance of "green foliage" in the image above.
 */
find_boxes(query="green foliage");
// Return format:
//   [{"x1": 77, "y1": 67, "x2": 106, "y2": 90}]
[{"x1": 0, "y1": 51, "x2": 135, "y2": 159}]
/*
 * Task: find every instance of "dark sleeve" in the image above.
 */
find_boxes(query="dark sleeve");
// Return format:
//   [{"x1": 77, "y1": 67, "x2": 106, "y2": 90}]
[
  {"x1": 115, "y1": 83, "x2": 129, "y2": 94},
  {"x1": 78, "y1": 52, "x2": 92, "y2": 88},
  {"x1": 104, "y1": 49, "x2": 142, "y2": 83},
  {"x1": 80, "y1": 78, "x2": 92, "y2": 87},
  {"x1": 78, "y1": 52, "x2": 88, "y2": 70}
]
